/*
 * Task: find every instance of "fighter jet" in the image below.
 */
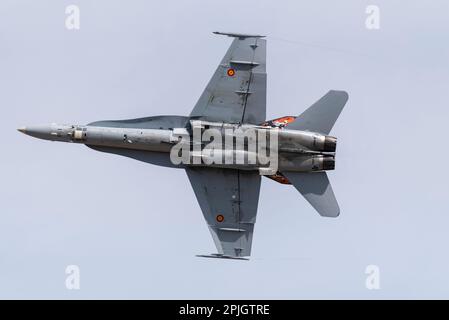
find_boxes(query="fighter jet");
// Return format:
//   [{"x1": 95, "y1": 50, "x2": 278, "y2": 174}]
[{"x1": 18, "y1": 32, "x2": 348, "y2": 260}]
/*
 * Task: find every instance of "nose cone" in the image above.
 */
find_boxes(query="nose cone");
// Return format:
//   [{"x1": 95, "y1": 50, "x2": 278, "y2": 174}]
[{"x1": 17, "y1": 124, "x2": 55, "y2": 141}]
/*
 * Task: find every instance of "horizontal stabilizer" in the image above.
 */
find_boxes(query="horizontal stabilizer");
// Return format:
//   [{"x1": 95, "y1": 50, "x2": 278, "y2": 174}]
[
  {"x1": 287, "y1": 90, "x2": 348, "y2": 135},
  {"x1": 282, "y1": 171, "x2": 340, "y2": 217}
]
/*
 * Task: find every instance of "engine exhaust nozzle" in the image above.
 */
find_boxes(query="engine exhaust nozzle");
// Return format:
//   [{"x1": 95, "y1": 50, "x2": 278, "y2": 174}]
[{"x1": 323, "y1": 136, "x2": 337, "y2": 152}]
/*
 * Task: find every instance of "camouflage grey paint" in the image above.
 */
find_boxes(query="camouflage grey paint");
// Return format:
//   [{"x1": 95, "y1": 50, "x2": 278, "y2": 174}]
[{"x1": 18, "y1": 32, "x2": 348, "y2": 259}]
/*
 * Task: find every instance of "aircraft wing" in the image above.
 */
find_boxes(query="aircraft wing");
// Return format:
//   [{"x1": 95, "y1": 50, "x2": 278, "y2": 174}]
[
  {"x1": 185, "y1": 167, "x2": 261, "y2": 258},
  {"x1": 189, "y1": 33, "x2": 267, "y2": 125}
]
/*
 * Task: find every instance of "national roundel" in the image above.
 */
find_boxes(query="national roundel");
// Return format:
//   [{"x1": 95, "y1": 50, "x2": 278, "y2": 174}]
[{"x1": 227, "y1": 68, "x2": 236, "y2": 77}]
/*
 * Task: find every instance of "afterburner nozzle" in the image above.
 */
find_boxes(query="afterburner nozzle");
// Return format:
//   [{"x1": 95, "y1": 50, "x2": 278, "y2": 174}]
[
  {"x1": 322, "y1": 156, "x2": 335, "y2": 171},
  {"x1": 323, "y1": 136, "x2": 337, "y2": 152}
]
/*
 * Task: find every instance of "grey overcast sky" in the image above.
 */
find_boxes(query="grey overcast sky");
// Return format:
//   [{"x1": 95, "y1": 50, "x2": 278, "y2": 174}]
[{"x1": 1, "y1": 0, "x2": 449, "y2": 299}]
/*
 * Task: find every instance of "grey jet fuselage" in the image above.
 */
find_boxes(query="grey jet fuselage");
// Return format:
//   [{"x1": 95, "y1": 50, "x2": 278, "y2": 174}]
[{"x1": 18, "y1": 120, "x2": 337, "y2": 173}]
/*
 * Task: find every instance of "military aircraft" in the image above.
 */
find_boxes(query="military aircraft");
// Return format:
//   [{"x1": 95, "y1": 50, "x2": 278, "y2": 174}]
[{"x1": 18, "y1": 32, "x2": 348, "y2": 260}]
